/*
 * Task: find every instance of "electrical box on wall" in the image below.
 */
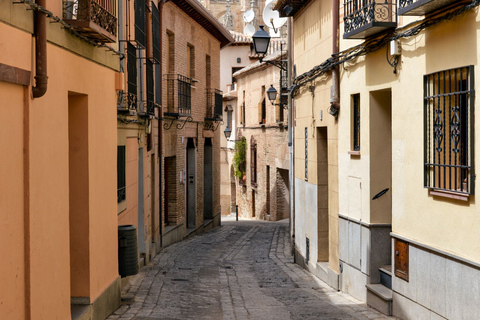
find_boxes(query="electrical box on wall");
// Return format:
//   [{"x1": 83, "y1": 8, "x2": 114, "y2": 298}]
[{"x1": 390, "y1": 40, "x2": 401, "y2": 56}]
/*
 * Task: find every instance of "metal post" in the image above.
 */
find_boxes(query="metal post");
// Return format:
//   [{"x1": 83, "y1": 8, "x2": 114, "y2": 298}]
[{"x1": 236, "y1": 205, "x2": 238, "y2": 221}]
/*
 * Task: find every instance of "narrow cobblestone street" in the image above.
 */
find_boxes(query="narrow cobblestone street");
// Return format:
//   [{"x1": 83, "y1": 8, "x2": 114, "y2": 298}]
[{"x1": 108, "y1": 219, "x2": 395, "y2": 320}]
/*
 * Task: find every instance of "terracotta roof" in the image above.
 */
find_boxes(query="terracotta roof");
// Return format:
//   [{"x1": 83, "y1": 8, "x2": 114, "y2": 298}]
[{"x1": 170, "y1": 0, "x2": 234, "y2": 48}]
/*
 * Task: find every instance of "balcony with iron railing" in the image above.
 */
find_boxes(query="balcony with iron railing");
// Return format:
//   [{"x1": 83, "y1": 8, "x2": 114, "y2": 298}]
[
  {"x1": 205, "y1": 89, "x2": 223, "y2": 121},
  {"x1": 117, "y1": 90, "x2": 137, "y2": 112},
  {"x1": 63, "y1": 0, "x2": 117, "y2": 43},
  {"x1": 164, "y1": 74, "x2": 192, "y2": 117},
  {"x1": 343, "y1": 0, "x2": 397, "y2": 39},
  {"x1": 117, "y1": 91, "x2": 157, "y2": 117},
  {"x1": 398, "y1": 0, "x2": 458, "y2": 16}
]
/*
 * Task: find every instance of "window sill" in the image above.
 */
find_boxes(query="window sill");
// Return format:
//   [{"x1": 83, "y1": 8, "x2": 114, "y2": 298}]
[
  {"x1": 429, "y1": 189, "x2": 470, "y2": 202},
  {"x1": 348, "y1": 150, "x2": 361, "y2": 156}
]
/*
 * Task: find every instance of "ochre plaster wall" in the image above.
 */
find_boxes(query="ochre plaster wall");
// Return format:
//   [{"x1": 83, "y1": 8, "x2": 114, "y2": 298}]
[
  {"x1": 0, "y1": 82, "x2": 26, "y2": 320},
  {"x1": 0, "y1": 17, "x2": 118, "y2": 318}
]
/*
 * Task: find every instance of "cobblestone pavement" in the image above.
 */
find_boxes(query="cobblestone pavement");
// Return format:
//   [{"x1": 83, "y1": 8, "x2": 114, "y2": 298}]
[{"x1": 108, "y1": 219, "x2": 396, "y2": 320}]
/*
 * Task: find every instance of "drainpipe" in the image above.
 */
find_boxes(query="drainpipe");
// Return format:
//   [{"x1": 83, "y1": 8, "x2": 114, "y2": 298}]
[
  {"x1": 287, "y1": 17, "x2": 295, "y2": 249},
  {"x1": 158, "y1": 0, "x2": 164, "y2": 248},
  {"x1": 32, "y1": 0, "x2": 48, "y2": 98},
  {"x1": 331, "y1": 0, "x2": 340, "y2": 111}
]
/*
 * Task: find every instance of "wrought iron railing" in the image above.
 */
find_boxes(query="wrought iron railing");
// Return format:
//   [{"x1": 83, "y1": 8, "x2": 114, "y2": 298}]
[
  {"x1": 205, "y1": 89, "x2": 223, "y2": 120},
  {"x1": 399, "y1": 0, "x2": 414, "y2": 8},
  {"x1": 398, "y1": 0, "x2": 456, "y2": 15},
  {"x1": 63, "y1": 0, "x2": 117, "y2": 43},
  {"x1": 117, "y1": 90, "x2": 137, "y2": 112},
  {"x1": 343, "y1": 0, "x2": 396, "y2": 38},
  {"x1": 164, "y1": 74, "x2": 192, "y2": 116}
]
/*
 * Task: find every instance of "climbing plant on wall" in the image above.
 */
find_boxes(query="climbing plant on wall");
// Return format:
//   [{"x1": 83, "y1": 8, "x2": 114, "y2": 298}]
[{"x1": 233, "y1": 136, "x2": 246, "y2": 180}]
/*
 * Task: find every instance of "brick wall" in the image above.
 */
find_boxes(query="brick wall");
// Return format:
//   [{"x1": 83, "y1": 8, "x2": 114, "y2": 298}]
[{"x1": 161, "y1": 2, "x2": 223, "y2": 236}]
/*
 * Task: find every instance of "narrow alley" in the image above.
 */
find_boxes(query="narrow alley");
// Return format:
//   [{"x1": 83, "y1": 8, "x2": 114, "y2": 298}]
[{"x1": 108, "y1": 219, "x2": 393, "y2": 320}]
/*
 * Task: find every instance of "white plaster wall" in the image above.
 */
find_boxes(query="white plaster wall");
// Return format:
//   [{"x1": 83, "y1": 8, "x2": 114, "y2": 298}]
[
  {"x1": 220, "y1": 44, "x2": 252, "y2": 93},
  {"x1": 295, "y1": 178, "x2": 319, "y2": 265}
]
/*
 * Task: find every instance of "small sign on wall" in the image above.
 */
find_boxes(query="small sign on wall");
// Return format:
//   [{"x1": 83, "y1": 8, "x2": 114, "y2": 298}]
[{"x1": 180, "y1": 170, "x2": 186, "y2": 184}]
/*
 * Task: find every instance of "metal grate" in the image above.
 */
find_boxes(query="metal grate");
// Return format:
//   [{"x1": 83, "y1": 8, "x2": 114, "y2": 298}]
[
  {"x1": 135, "y1": 0, "x2": 146, "y2": 48},
  {"x1": 353, "y1": 94, "x2": 360, "y2": 151},
  {"x1": 117, "y1": 146, "x2": 126, "y2": 203},
  {"x1": 343, "y1": 0, "x2": 396, "y2": 38},
  {"x1": 146, "y1": 59, "x2": 155, "y2": 116},
  {"x1": 152, "y1": 4, "x2": 161, "y2": 63},
  {"x1": 63, "y1": 0, "x2": 117, "y2": 42},
  {"x1": 205, "y1": 88, "x2": 223, "y2": 119},
  {"x1": 127, "y1": 42, "x2": 137, "y2": 96},
  {"x1": 165, "y1": 74, "x2": 192, "y2": 115},
  {"x1": 424, "y1": 66, "x2": 475, "y2": 194}
]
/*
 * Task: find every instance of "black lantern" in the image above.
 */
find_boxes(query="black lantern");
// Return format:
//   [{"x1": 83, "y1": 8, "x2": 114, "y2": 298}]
[
  {"x1": 267, "y1": 85, "x2": 277, "y2": 104},
  {"x1": 252, "y1": 25, "x2": 271, "y2": 56},
  {"x1": 224, "y1": 127, "x2": 232, "y2": 139}
]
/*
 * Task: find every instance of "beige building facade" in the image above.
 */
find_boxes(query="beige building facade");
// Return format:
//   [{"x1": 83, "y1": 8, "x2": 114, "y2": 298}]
[
  {"x1": 275, "y1": 0, "x2": 340, "y2": 290},
  {"x1": 233, "y1": 53, "x2": 290, "y2": 221},
  {"x1": 336, "y1": 0, "x2": 480, "y2": 319}
]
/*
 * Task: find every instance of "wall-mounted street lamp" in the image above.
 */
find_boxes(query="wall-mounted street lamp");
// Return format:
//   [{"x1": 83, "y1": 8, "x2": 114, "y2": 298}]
[
  {"x1": 267, "y1": 85, "x2": 288, "y2": 109},
  {"x1": 252, "y1": 25, "x2": 271, "y2": 58},
  {"x1": 224, "y1": 127, "x2": 232, "y2": 139}
]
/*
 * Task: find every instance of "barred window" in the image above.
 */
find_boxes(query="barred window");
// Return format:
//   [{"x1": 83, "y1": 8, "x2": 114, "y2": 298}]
[
  {"x1": 424, "y1": 66, "x2": 474, "y2": 195},
  {"x1": 117, "y1": 146, "x2": 126, "y2": 203},
  {"x1": 352, "y1": 94, "x2": 360, "y2": 151}
]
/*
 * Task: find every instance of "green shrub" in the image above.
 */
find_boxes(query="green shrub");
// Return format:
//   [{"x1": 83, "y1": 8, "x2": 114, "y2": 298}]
[{"x1": 233, "y1": 136, "x2": 246, "y2": 179}]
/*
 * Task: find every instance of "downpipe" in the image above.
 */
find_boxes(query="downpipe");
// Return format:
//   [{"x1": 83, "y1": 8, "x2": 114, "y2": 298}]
[{"x1": 32, "y1": 0, "x2": 48, "y2": 98}]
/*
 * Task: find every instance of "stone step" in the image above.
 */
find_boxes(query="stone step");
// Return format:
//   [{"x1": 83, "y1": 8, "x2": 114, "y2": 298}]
[
  {"x1": 366, "y1": 283, "x2": 393, "y2": 316},
  {"x1": 379, "y1": 265, "x2": 392, "y2": 289}
]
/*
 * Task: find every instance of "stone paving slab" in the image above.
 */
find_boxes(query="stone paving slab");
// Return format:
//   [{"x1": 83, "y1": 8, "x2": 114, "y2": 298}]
[{"x1": 108, "y1": 220, "x2": 398, "y2": 320}]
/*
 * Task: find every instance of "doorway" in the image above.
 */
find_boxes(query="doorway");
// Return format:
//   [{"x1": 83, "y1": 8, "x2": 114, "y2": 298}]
[
  {"x1": 204, "y1": 138, "x2": 213, "y2": 220},
  {"x1": 369, "y1": 89, "x2": 393, "y2": 286},
  {"x1": 138, "y1": 148, "x2": 145, "y2": 255},
  {"x1": 317, "y1": 127, "x2": 329, "y2": 262},
  {"x1": 68, "y1": 92, "x2": 90, "y2": 301},
  {"x1": 186, "y1": 138, "x2": 196, "y2": 228}
]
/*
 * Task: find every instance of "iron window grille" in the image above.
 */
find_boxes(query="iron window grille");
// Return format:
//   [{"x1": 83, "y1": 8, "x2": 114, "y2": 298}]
[
  {"x1": 145, "y1": 58, "x2": 155, "y2": 116},
  {"x1": 117, "y1": 146, "x2": 126, "y2": 203},
  {"x1": 352, "y1": 94, "x2": 360, "y2": 151},
  {"x1": 63, "y1": 0, "x2": 117, "y2": 43},
  {"x1": 135, "y1": 0, "x2": 146, "y2": 48},
  {"x1": 343, "y1": 0, "x2": 397, "y2": 39},
  {"x1": 205, "y1": 89, "x2": 223, "y2": 120},
  {"x1": 127, "y1": 42, "x2": 137, "y2": 97},
  {"x1": 152, "y1": 3, "x2": 161, "y2": 63},
  {"x1": 260, "y1": 98, "x2": 266, "y2": 124},
  {"x1": 424, "y1": 66, "x2": 475, "y2": 195},
  {"x1": 116, "y1": 42, "x2": 139, "y2": 112},
  {"x1": 164, "y1": 74, "x2": 192, "y2": 116}
]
